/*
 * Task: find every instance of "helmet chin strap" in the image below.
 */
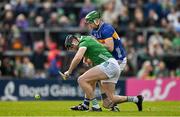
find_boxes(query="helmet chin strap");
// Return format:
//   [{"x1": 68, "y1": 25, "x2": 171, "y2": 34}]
[
  {"x1": 74, "y1": 37, "x2": 79, "y2": 43},
  {"x1": 94, "y1": 19, "x2": 100, "y2": 29},
  {"x1": 94, "y1": 19, "x2": 99, "y2": 25}
]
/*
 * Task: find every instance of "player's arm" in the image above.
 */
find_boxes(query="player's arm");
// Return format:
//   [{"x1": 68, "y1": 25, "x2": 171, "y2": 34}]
[
  {"x1": 83, "y1": 57, "x2": 88, "y2": 63},
  {"x1": 101, "y1": 26, "x2": 115, "y2": 52},
  {"x1": 67, "y1": 47, "x2": 87, "y2": 74},
  {"x1": 83, "y1": 57, "x2": 92, "y2": 66},
  {"x1": 104, "y1": 37, "x2": 114, "y2": 52}
]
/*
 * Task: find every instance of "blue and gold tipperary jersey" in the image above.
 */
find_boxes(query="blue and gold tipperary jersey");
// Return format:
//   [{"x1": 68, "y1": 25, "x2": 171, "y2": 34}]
[{"x1": 91, "y1": 22, "x2": 126, "y2": 61}]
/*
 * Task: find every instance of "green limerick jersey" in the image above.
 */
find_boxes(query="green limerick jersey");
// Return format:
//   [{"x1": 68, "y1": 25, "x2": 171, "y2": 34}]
[{"x1": 79, "y1": 36, "x2": 113, "y2": 66}]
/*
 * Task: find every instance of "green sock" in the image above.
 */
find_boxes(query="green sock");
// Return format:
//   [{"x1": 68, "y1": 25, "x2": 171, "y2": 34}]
[{"x1": 91, "y1": 98, "x2": 100, "y2": 109}]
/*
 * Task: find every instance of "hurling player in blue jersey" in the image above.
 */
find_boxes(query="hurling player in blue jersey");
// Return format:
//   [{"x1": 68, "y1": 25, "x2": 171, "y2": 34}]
[{"x1": 70, "y1": 11, "x2": 143, "y2": 112}]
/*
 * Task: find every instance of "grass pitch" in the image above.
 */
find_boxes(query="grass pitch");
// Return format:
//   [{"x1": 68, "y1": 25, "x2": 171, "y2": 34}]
[{"x1": 0, "y1": 101, "x2": 179, "y2": 116}]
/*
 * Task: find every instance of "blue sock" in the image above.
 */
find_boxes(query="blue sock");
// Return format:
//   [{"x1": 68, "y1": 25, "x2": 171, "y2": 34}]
[{"x1": 82, "y1": 98, "x2": 90, "y2": 108}]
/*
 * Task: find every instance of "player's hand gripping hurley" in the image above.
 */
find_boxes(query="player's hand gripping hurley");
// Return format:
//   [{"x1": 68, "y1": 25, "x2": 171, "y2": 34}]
[{"x1": 58, "y1": 71, "x2": 67, "y2": 80}]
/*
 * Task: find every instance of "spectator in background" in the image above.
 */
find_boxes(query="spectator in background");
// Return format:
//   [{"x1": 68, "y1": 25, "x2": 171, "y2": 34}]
[
  {"x1": 167, "y1": 7, "x2": 180, "y2": 30},
  {"x1": 102, "y1": 0, "x2": 119, "y2": 26},
  {"x1": 0, "y1": 53, "x2": 2, "y2": 76},
  {"x1": 148, "y1": 31, "x2": 164, "y2": 56},
  {"x1": 57, "y1": 0, "x2": 77, "y2": 6},
  {"x1": 145, "y1": 0, "x2": 162, "y2": 19},
  {"x1": 160, "y1": 18, "x2": 169, "y2": 28},
  {"x1": 0, "y1": 34, "x2": 6, "y2": 76},
  {"x1": 101, "y1": 0, "x2": 126, "y2": 28},
  {"x1": 137, "y1": 60, "x2": 153, "y2": 79},
  {"x1": 68, "y1": 13, "x2": 76, "y2": 26},
  {"x1": 79, "y1": 0, "x2": 96, "y2": 27},
  {"x1": 162, "y1": 20, "x2": 175, "y2": 40},
  {"x1": 11, "y1": 37, "x2": 23, "y2": 50},
  {"x1": 11, "y1": 24, "x2": 20, "y2": 38},
  {"x1": 159, "y1": 0, "x2": 173, "y2": 18},
  {"x1": 173, "y1": 17, "x2": 180, "y2": 31},
  {"x1": 154, "y1": 61, "x2": 169, "y2": 78},
  {"x1": 40, "y1": 1, "x2": 52, "y2": 24},
  {"x1": 163, "y1": 37, "x2": 172, "y2": 53},
  {"x1": 167, "y1": 8, "x2": 179, "y2": 25},
  {"x1": 13, "y1": 0, "x2": 28, "y2": 16},
  {"x1": 11, "y1": 25, "x2": 23, "y2": 50},
  {"x1": 134, "y1": 7, "x2": 146, "y2": 28},
  {"x1": 1, "y1": 5, "x2": 14, "y2": 44},
  {"x1": 146, "y1": 9, "x2": 159, "y2": 27},
  {"x1": 118, "y1": 6, "x2": 130, "y2": 29},
  {"x1": 125, "y1": 44, "x2": 136, "y2": 77},
  {"x1": 46, "y1": 12, "x2": 60, "y2": 27},
  {"x1": 123, "y1": 23, "x2": 138, "y2": 73},
  {"x1": 59, "y1": 15, "x2": 71, "y2": 27},
  {"x1": 172, "y1": 31, "x2": 180, "y2": 52},
  {"x1": 21, "y1": 56, "x2": 35, "y2": 78},
  {"x1": 135, "y1": 34, "x2": 146, "y2": 50},
  {"x1": 33, "y1": 16, "x2": 45, "y2": 28},
  {"x1": 31, "y1": 40, "x2": 47, "y2": 78},
  {"x1": 15, "y1": 14, "x2": 29, "y2": 47},
  {"x1": 14, "y1": 57, "x2": 23, "y2": 78},
  {"x1": 3, "y1": 11, "x2": 15, "y2": 32},
  {"x1": 26, "y1": 0, "x2": 37, "y2": 26},
  {"x1": 114, "y1": 0, "x2": 125, "y2": 15},
  {"x1": 0, "y1": 34, "x2": 7, "y2": 51},
  {"x1": 0, "y1": 3, "x2": 13, "y2": 22},
  {"x1": 124, "y1": 0, "x2": 144, "y2": 6},
  {"x1": 175, "y1": 66, "x2": 180, "y2": 77},
  {"x1": 79, "y1": 0, "x2": 96, "y2": 20},
  {"x1": 136, "y1": 47, "x2": 148, "y2": 69},
  {"x1": 16, "y1": 14, "x2": 29, "y2": 30},
  {"x1": 26, "y1": 0, "x2": 37, "y2": 16},
  {"x1": 126, "y1": 22, "x2": 138, "y2": 46},
  {"x1": 122, "y1": 61, "x2": 135, "y2": 77},
  {"x1": 0, "y1": 57, "x2": 15, "y2": 77},
  {"x1": 28, "y1": 10, "x2": 36, "y2": 26},
  {"x1": 46, "y1": 38, "x2": 62, "y2": 78}
]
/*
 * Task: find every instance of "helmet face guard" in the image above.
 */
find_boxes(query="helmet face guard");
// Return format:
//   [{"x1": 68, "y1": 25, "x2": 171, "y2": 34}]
[
  {"x1": 85, "y1": 18, "x2": 94, "y2": 24},
  {"x1": 65, "y1": 35, "x2": 78, "y2": 49},
  {"x1": 85, "y1": 20, "x2": 94, "y2": 24}
]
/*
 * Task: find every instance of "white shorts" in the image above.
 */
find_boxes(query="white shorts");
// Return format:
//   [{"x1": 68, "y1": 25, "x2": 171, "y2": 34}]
[{"x1": 97, "y1": 58, "x2": 127, "y2": 83}]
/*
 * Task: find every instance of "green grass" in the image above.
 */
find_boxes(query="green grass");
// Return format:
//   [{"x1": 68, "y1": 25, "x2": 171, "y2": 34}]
[{"x1": 0, "y1": 101, "x2": 179, "y2": 116}]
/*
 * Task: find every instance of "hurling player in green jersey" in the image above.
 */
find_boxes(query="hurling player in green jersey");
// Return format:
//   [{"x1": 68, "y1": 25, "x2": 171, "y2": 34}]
[{"x1": 63, "y1": 35, "x2": 143, "y2": 111}]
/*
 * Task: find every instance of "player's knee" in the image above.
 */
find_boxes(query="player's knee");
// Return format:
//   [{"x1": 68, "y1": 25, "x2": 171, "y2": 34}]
[
  {"x1": 77, "y1": 76, "x2": 85, "y2": 85},
  {"x1": 77, "y1": 77, "x2": 82, "y2": 84}
]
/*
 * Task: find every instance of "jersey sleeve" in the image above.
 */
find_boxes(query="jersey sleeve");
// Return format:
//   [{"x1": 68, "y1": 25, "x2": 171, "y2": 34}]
[
  {"x1": 79, "y1": 40, "x2": 88, "y2": 48},
  {"x1": 101, "y1": 25, "x2": 114, "y2": 39}
]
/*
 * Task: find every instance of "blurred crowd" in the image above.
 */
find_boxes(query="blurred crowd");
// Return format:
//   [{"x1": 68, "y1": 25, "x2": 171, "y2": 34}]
[{"x1": 0, "y1": 0, "x2": 180, "y2": 79}]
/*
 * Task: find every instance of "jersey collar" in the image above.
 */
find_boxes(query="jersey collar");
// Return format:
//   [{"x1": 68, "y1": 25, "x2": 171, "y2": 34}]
[{"x1": 95, "y1": 22, "x2": 104, "y2": 32}]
